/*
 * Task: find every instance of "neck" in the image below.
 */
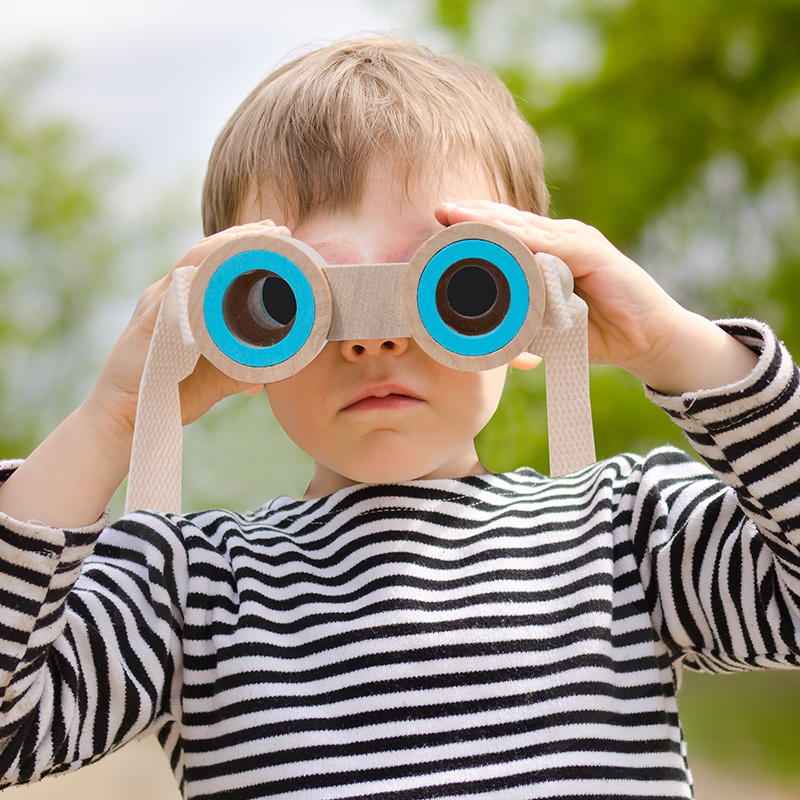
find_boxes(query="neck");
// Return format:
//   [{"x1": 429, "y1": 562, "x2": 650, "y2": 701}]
[{"x1": 302, "y1": 448, "x2": 489, "y2": 500}]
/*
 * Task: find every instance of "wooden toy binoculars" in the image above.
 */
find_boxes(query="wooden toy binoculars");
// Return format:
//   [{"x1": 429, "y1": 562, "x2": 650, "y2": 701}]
[{"x1": 126, "y1": 222, "x2": 595, "y2": 514}]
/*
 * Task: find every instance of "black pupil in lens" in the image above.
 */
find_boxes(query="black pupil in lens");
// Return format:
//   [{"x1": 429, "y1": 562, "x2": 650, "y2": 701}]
[
  {"x1": 223, "y1": 269, "x2": 297, "y2": 349},
  {"x1": 435, "y1": 256, "x2": 511, "y2": 337},
  {"x1": 446, "y1": 265, "x2": 498, "y2": 318},
  {"x1": 262, "y1": 275, "x2": 297, "y2": 326}
]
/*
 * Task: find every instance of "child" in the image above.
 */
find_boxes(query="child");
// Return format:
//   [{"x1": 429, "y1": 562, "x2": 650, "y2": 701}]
[{"x1": 0, "y1": 36, "x2": 797, "y2": 800}]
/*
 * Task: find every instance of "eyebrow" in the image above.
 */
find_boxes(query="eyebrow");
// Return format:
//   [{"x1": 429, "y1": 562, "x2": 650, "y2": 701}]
[{"x1": 309, "y1": 229, "x2": 441, "y2": 267}]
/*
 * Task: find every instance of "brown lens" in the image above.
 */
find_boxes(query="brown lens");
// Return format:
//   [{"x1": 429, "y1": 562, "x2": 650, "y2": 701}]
[
  {"x1": 223, "y1": 270, "x2": 297, "y2": 347},
  {"x1": 435, "y1": 258, "x2": 510, "y2": 336}
]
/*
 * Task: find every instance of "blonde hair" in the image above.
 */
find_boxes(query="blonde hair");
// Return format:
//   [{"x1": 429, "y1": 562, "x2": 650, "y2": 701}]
[{"x1": 202, "y1": 37, "x2": 549, "y2": 235}]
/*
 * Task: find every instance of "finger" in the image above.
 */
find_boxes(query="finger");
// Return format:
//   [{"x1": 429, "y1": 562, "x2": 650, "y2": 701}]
[
  {"x1": 174, "y1": 220, "x2": 293, "y2": 270},
  {"x1": 445, "y1": 201, "x2": 596, "y2": 237},
  {"x1": 128, "y1": 275, "x2": 173, "y2": 332},
  {"x1": 437, "y1": 202, "x2": 612, "y2": 277},
  {"x1": 436, "y1": 200, "x2": 552, "y2": 228}
]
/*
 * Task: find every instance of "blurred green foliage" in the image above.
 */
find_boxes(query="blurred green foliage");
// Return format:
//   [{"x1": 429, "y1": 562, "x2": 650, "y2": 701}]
[
  {"x1": 678, "y1": 669, "x2": 800, "y2": 784},
  {"x1": 0, "y1": 54, "x2": 310, "y2": 514},
  {"x1": 431, "y1": 0, "x2": 800, "y2": 786},
  {"x1": 519, "y1": 0, "x2": 799, "y2": 246},
  {"x1": 0, "y1": 55, "x2": 123, "y2": 457},
  {"x1": 427, "y1": 0, "x2": 800, "y2": 471}
]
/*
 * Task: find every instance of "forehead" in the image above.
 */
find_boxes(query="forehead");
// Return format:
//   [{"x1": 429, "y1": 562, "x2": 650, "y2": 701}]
[
  {"x1": 236, "y1": 159, "x2": 500, "y2": 263},
  {"x1": 240, "y1": 153, "x2": 500, "y2": 219}
]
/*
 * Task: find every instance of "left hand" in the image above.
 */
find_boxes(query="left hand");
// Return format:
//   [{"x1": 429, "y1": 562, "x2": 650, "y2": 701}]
[{"x1": 435, "y1": 201, "x2": 758, "y2": 395}]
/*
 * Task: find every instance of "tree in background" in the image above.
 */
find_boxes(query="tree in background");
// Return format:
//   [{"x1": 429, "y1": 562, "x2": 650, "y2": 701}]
[
  {"x1": 0, "y1": 55, "x2": 125, "y2": 458},
  {"x1": 431, "y1": 0, "x2": 800, "y2": 786},
  {"x1": 431, "y1": 0, "x2": 800, "y2": 473},
  {"x1": 0, "y1": 55, "x2": 310, "y2": 514}
]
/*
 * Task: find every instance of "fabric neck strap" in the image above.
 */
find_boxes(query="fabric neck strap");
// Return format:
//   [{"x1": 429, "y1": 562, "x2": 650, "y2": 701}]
[{"x1": 126, "y1": 230, "x2": 595, "y2": 514}]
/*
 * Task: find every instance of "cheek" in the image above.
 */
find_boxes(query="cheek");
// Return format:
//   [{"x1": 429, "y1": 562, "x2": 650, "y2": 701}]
[
  {"x1": 443, "y1": 366, "x2": 507, "y2": 428},
  {"x1": 263, "y1": 343, "x2": 338, "y2": 437},
  {"x1": 476, "y1": 367, "x2": 508, "y2": 421},
  {"x1": 265, "y1": 376, "x2": 321, "y2": 447}
]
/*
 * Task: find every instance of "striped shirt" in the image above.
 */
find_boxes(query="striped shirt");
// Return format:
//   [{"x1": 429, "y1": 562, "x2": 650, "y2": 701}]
[{"x1": 1, "y1": 319, "x2": 800, "y2": 799}]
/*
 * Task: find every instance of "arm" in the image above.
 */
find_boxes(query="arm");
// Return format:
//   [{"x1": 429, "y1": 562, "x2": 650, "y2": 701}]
[
  {"x1": 0, "y1": 487, "x2": 188, "y2": 785},
  {"x1": 637, "y1": 320, "x2": 800, "y2": 668},
  {"x1": 438, "y1": 202, "x2": 800, "y2": 666},
  {"x1": 0, "y1": 220, "x2": 289, "y2": 529},
  {"x1": 0, "y1": 220, "x2": 287, "y2": 783}
]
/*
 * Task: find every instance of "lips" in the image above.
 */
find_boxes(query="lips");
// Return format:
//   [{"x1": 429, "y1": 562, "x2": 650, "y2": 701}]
[{"x1": 342, "y1": 384, "x2": 424, "y2": 412}]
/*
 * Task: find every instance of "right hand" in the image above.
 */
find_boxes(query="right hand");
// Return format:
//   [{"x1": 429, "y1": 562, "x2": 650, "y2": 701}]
[
  {"x1": 88, "y1": 219, "x2": 292, "y2": 453},
  {"x1": 0, "y1": 219, "x2": 292, "y2": 528}
]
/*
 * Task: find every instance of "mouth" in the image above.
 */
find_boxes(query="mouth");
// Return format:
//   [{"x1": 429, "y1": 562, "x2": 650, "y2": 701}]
[{"x1": 342, "y1": 384, "x2": 424, "y2": 412}]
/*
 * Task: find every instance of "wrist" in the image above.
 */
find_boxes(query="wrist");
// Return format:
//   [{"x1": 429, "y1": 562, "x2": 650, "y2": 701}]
[
  {"x1": 0, "y1": 399, "x2": 129, "y2": 529},
  {"x1": 84, "y1": 368, "x2": 141, "y2": 451},
  {"x1": 631, "y1": 312, "x2": 758, "y2": 395},
  {"x1": 76, "y1": 392, "x2": 136, "y2": 477}
]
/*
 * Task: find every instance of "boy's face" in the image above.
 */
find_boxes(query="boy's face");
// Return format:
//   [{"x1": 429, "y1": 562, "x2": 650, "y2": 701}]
[{"x1": 237, "y1": 162, "x2": 527, "y2": 498}]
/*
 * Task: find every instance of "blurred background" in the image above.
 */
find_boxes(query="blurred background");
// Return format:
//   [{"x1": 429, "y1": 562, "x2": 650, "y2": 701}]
[{"x1": 1, "y1": 0, "x2": 799, "y2": 797}]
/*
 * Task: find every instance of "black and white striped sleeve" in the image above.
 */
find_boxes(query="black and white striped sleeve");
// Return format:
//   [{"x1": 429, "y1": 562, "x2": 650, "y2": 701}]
[
  {"x1": 640, "y1": 319, "x2": 800, "y2": 670},
  {"x1": 0, "y1": 479, "x2": 186, "y2": 785}
]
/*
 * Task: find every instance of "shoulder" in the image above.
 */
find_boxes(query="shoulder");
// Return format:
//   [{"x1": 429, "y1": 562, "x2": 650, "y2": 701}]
[{"x1": 498, "y1": 447, "x2": 710, "y2": 492}]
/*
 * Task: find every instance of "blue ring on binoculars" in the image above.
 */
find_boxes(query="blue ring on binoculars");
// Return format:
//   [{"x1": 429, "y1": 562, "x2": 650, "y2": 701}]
[
  {"x1": 417, "y1": 239, "x2": 529, "y2": 356},
  {"x1": 203, "y1": 250, "x2": 316, "y2": 367}
]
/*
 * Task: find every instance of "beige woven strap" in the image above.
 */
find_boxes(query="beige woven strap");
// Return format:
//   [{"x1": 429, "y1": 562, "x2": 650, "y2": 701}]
[
  {"x1": 529, "y1": 253, "x2": 595, "y2": 476},
  {"x1": 126, "y1": 250, "x2": 595, "y2": 514},
  {"x1": 125, "y1": 291, "x2": 199, "y2": 514},
  {"x1": 529, "y1": 296, "x2": 595, "y2": 476}
]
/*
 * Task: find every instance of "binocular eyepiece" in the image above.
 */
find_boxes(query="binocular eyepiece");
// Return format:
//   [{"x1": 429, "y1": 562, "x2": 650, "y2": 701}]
[
  {"x1": 127, "y1": 221, "x2": 594, "y2": 515},
  {"x1": 186, "y1": 221, "x2": 553, "y2": 382}
]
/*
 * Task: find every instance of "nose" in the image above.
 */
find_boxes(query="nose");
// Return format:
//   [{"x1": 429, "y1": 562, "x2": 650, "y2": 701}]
[{"x1": 339, "y1": 337, "x2": 410, "y2": 362}]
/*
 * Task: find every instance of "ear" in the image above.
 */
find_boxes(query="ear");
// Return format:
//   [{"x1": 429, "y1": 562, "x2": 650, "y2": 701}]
[{"x1": 508, "y1": 352, "x2": 542, "y2": 370}]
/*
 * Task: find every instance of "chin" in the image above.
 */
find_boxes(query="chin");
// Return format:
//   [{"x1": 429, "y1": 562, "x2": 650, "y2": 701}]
[
  {"x1": 347, "y1": 463, "x2": 430, "y2": 486},
  {"x1": 343, "y1": 448, "x2": 467, "y2": 486}
]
